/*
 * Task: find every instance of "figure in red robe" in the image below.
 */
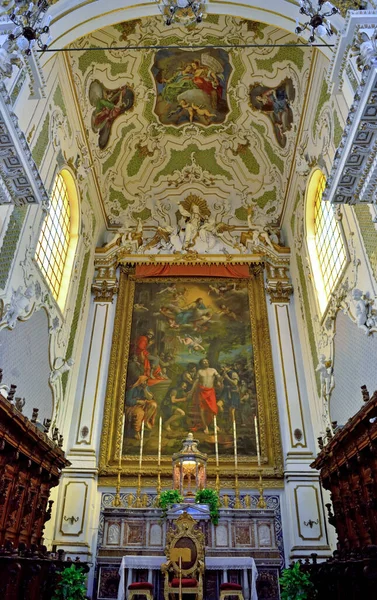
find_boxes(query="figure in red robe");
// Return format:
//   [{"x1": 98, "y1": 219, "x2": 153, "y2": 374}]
[
  {"x1": 190, "y1": 358, "x2": 221, "y2": 434},
  {"x1": 135, "y1": 329, "x2": 163, "y2": 380}
]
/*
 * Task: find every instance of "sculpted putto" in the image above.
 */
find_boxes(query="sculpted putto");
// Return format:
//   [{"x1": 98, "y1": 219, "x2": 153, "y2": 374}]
[{"x1": 351, "y1": 288, "x2": 377, "y2": 335}]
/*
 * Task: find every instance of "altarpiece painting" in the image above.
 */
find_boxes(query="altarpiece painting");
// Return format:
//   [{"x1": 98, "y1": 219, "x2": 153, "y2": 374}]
[{"x1": 99, "y1": 268, "x2": 283, "y2": 485}]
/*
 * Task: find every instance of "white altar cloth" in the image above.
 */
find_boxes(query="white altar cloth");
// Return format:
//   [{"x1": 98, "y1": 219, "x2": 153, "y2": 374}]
[{"x1": 117, "y1": 555, "x2": 258, "y2": 600}]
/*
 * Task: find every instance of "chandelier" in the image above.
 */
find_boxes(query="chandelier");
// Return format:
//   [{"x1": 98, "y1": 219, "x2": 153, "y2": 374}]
[
  {"x1": 157, "y1": 0, "x2": 206, "y2": 26},
  {"x1": 8, "y1": 0, "x2": 52, "y2": 55},
  {"x1": 295, "y1": 0, "x2": 339, "y2": 43}
]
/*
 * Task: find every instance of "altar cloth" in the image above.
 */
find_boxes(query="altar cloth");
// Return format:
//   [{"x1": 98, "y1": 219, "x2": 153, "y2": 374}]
[{"x1": 117, "y1": 555, "x2": 258, "y2": 600}]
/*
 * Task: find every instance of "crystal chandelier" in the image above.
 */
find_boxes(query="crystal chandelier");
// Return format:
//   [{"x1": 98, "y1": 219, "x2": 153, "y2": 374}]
[
  {"x1": 157, "y1": 0, "x2": 206, "y2": 26},
  {"x1": 295, "y1": 0, "x2": 339, "y2": 43},
  {"x1": 8, "y1": 0, "x2": 52, "y2": 55}
]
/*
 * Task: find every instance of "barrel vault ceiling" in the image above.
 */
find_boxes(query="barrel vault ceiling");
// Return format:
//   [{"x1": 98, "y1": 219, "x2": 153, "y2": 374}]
[{"x1": 64, "y1": 15, "x2": 315, "y2": 231}]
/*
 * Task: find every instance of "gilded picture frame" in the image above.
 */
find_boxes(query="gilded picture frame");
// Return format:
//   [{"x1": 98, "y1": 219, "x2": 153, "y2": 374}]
[{"x1": 99, "y1": 266, "x2": 283, "y2": 487}]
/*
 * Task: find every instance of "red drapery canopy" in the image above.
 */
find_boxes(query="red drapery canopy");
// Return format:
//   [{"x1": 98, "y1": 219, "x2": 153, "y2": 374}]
[{"x1": 135, "y1": 264, "x2": 250, "y2": 278}]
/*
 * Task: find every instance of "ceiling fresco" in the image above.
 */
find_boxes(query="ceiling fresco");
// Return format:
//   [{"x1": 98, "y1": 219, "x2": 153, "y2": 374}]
[{"x1": 67, "y1": 16, "x2": 314, "y2": 237}]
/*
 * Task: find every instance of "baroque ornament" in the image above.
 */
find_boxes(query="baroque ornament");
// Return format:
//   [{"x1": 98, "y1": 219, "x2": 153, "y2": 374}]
[{"x1": 352, "y1": 29, "x2": 377, "y2": 71}]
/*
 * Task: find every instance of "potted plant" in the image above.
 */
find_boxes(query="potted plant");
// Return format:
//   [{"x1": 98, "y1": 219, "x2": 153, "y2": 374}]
[
  {"x1": 279, "y1": 561, "x2": 316, "y2": 600},
  {"x1": 158, "y1": 489, "x2": 184, "y2": 519},
  {"x1": 195, "y1": 488, "x2": 220, "y2": 525},
  {"x1": 52, "y1": 564, "x2": 87, "y2": 600}
]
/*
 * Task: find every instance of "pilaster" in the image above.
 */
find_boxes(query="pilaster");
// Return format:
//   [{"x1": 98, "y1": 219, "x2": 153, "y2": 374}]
[
  {"x1": 51, "y1": 266, "x2": 118, "y2": 577},
  {"x1": 266, "y1": 263, "x2": 331, "y2": 561}
]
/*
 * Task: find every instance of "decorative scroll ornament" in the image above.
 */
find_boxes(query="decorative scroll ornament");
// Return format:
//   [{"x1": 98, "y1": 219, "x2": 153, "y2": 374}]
[{"x1": 156, "y1": 0, "x2": 206, "y2": 26}]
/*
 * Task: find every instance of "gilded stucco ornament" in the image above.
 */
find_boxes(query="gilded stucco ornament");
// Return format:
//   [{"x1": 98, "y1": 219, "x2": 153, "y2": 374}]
[
  {"x1": 92, "y1": 266, "x2": 119, "y2": 303},
  {"x1": 265, "y1": 264, "x2": 293, "y2": 304}
]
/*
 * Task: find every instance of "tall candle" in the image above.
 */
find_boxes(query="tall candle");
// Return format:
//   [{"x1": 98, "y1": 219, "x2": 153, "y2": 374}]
[
  {"x1": 139, "y1": 419, "x2": 145, "y2": 471},
  {"x1": 254, "y1": 415, "x2": 261, "y2": 466},
  {"x1": 158, "y1": 416, "x2": 162, "y2": 467},
  {"x1": 233, "y1": 418, "x2": 238, "y2": 470},
  {"x1": 214, "y1": 415, "x2": 219, "y2": 467},
  {"x1": 119, "y1": 413, "x2": 125, "y2": 469}
]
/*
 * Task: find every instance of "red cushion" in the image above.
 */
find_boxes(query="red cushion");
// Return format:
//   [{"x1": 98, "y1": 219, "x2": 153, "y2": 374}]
[
  {"x1": 128, "y1": 582, "x2": 153, "y2": 590},
  {"x1": 220, "y1": 583, "x2": 243, "y2": 591},
  {"x1": 171, "y1": 578, "x2": 198, "y2": 588}
]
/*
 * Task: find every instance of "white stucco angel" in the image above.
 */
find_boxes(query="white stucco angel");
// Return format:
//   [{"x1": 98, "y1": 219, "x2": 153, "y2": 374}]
[
  {"x1": 239, "y1": 205, "x2": 277, "y2": 252},
  {"x1": 178, "y1": 196, "x2": 210, "y2": 250},
  {"x1": 198, "y1": 216, "x2": 238, "y2": 251},
  {"x1": 351, "y1": 288, "x2": 377, "y2": 335},
  {"x1": 351, "y1": 30, "x2": 377, "y2": 71},
  {"x1": 112, "y1": 218, "x2": 144, "y2": 251},
  {"x1": 316, "y1": 355, "x2": 334, "y2": 399}
]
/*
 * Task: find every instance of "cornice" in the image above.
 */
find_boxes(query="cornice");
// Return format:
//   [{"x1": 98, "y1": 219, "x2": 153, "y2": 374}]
[{"x1": 0, "y1": 81, "x2": 49, "y2": 208}]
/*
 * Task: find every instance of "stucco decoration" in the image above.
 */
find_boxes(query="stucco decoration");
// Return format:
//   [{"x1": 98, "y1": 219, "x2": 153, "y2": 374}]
[{"x1": 67, "y1": 16, "x2": 312, "y2": 234}]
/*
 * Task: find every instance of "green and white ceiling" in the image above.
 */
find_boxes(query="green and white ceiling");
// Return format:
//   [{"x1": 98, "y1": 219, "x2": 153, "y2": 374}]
[{"x1": 65, "y1": 15, "x2": 314, "y2": 230}]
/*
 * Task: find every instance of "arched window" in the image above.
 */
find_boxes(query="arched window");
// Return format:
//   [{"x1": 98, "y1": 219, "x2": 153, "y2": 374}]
[
  {"x1": 306, "y1": 170, "x2": 347, "y2": 313},
  {"x1": 35, "y1": 169, "x2": 79, "y2": 308}
]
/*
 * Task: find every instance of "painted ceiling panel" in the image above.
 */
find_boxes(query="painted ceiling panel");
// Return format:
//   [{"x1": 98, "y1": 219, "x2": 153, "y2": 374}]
[{"x1": 67, "y1": 16, "x2": 314, "y2": 231}]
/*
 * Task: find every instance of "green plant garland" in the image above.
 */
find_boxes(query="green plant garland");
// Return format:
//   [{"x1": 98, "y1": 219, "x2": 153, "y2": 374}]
[
  {"x1": 195, "y1": 488, "x2": 220, "y2": 525},
  {"x1": 158, "y1": 489, "x2": 184, "y2": 519},
  {"x1": 279, "y1": 562, "x2": 316, "y2": 600},
  {"x1": 52, "y1": 564, "x2": 87, "y2": 600}
]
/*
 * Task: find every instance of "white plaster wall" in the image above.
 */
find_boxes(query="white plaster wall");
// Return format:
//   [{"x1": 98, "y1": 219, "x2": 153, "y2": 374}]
[
  {"x1": 330, "y1": 310, "x2": 377, "y2": 425},
  {"x1": 0, "y1": 308, "x2": 53, "y2": 421}
]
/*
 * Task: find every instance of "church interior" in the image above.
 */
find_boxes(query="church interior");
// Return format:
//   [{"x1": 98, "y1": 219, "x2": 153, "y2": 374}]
[{"x1": 1, "y1": 0, "x2": 377, "y2": 598}]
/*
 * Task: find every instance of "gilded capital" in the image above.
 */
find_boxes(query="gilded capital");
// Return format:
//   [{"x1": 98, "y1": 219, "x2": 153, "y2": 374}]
[{"x1": 265, "y1": 264, "x2": 293, "y2": 304}]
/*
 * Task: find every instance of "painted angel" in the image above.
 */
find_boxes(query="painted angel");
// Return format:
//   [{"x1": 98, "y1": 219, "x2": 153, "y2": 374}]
[{"x1": 177, "y1": 335, "x2": 205, "y2": 353}]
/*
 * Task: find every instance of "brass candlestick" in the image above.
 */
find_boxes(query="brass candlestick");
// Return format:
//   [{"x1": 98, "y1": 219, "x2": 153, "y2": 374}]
[
  {"x1": 257, "y1": 468, "x2": 267, "y2": 509},
  {"x1": 215, "y1": 467, "x2": 220, "y2": 494},
  {"x1": 113, "y1": 466, "x2": 123, "y2": 507},
  {"x1": 234, "y1": 472, "x2": 241, "y2": 509},
  {"x1": 134, "y1": 473, "x2": 142, "y2": 507},
  {"x1": 155, "y1": 467, "x2": 162, "y2": 505}
]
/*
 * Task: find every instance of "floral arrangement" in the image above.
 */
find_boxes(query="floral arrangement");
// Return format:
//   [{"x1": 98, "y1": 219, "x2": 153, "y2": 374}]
[
  {"x1": 195, "y1": 488, "x2": 220, "y2": 525},
  {"x1": 158, "y1": 489, "x2": 184, "y2": 519}
]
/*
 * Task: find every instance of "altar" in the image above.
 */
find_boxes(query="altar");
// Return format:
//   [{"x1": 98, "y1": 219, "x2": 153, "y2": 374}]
[{"x1": 96, "y1": 502, "x2": 281, "y2": 600}]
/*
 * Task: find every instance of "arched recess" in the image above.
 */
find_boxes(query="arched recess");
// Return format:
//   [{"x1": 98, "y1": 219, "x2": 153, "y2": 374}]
[{"x1": 35, "y1": 168, "x2": 80, "y2": 311}]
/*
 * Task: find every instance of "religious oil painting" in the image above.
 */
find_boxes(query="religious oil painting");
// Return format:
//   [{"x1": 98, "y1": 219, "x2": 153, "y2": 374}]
[
  {"x1": 123, "y1": 279, "x2": 259, "y2": 458},
  {"x1": 249, "y1": 78, "x2": 295, "y2": 148},
  {"x1": 89, "y1": 79, "x2": 135, "y2": 149},
  {"x1": 152, "y1": 49, "x2": 232, "y2": 126}
]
